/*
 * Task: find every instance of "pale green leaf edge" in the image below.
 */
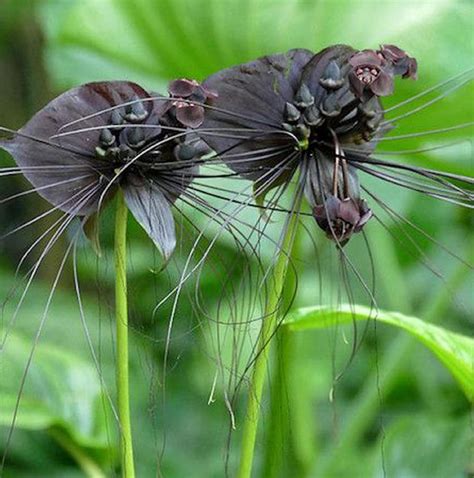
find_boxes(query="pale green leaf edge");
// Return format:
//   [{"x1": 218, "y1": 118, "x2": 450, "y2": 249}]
[{"x1": 284, "y1": 304, "x2": 473, "y2": 400}]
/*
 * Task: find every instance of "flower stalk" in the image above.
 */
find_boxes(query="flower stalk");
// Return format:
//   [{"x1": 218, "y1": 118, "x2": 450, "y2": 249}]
[
  {"x1": 262, "y1": 225, "x2": 318, "y2": 478},
  {"x1": 114, "y1": 190, "x2": 135, "y2": 477},
  {"x1": 237, "y1": 211, "x2": 299, "y2": 478}
]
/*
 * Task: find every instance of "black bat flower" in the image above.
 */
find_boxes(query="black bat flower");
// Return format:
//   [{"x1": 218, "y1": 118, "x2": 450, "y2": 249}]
[
  {"x1": 199, "y1": 45, "x2": 473, "y2": 245},
  {"x1": 0, "y1": 81, "x2": 205, "y2": 259}
]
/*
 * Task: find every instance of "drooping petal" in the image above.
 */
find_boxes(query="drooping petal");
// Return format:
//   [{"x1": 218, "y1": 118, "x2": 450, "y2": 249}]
[
  {"x1": 370, "y1": 70, "x2": 394, "y2": 96},
  {"x1": 168, "y1": 78, "x2": 198, "y2": 97},
  {"x1": 403, "y1": 57, "x2": 418, "y2": 80},
  {"x1": 175, "y1": 104, "x2": 205, "y2": 128},
  {"x1": 354, "y1": 204, "x2": 373, "y2": 232},
  {"x1": 123, "y1": 177, "x2": 176, "y2": 260},
  {"x1": 379, "y1": 44, "x2": 418, "y2": 79},
  {"x1": 338, "y1": 198, "x2": 361, "y2": 224}
]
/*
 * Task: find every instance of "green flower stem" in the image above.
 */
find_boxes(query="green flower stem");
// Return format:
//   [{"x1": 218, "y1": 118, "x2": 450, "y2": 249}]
[
  {"x1": 261, "y1": 330, "x2": 290, "y2": 478},
  {"x1": 237, "y1": 212, "x2": 299, "y2": 478},
  {"x1": 262, "y1": 328, "x2": 318, "y2": 478},
  {"x1": 262, "y1": 225, "x2": 317, "y2": 478},
  {"x1": 114, "y1": 190, "x2": 135, "y2": 478},
  {"x1": 50, "y1": 429, "x2": 106, "y2": 478},
  {"x1": 318, "y1": 228, "x2": 472, "y2": 475}
]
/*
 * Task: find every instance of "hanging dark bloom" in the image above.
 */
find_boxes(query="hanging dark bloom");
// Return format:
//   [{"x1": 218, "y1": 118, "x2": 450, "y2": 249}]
[
  {"x1": 0, "y1": 80, "x2": 209, "y2": 259},
  {"x1": 313, "y1": 195, "x2": 372, "y2": 243},
  {"x1": 198, "y1": 44, "x2": 472, "y2": 246}
]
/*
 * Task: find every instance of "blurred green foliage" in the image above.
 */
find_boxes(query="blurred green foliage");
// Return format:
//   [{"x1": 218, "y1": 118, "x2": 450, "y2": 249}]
[{"x1": 0, "y1": 0, "x2": 472, "y2": 477}]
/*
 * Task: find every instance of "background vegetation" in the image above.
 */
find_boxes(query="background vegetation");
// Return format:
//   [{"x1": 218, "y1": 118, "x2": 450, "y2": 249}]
[{"x1": 0, "y1": 1, "x2": 472, "y2": 477}]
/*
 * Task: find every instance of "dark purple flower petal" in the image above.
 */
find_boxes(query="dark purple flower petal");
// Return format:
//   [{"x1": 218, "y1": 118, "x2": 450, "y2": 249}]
[
  {"x1": 345, "y1": 48, "x2": 400, "y2": 98},
  {"x1": 123, "y1": 178, "x2": 176, "y2": 260},
  {"x1": 379, "y1": 44, "x2": 406, "y2": 62},
  {"x1": 379, "y1": 44, "x2": 418, "y2": 80},
  {"x1": 312, "y1": 195, "x2": 372, "y2": 243},
  {"x1": 175, "y1": 104, "x2": 205, "y2": 128},
  {"x1": 0, "y1": 81, "x2": 170, "y2": 217},
  {"x1": 349, "y1": 50, "x2": 383, "y2": 68},
  {"x1": 338, "y1": 198, "x2": 361, "y2": 224},
  {"x1": 403, "y1": 57, "x2": 418, "y2": 80},
  {"x1": 201, "y1": 86, "x2": 219, "y2": 100},
  {"x1": 370, "y1": 70, "x2": 394, "y2": 96},
  {"x1": 324, "y1": 195, "x2": 341, "y2": 219},
  {"x1": 0, "y1": 134, "x2": 107, "y2": 217},
  {"x1": 354, "y1": 206, "x2": 373, "y2": 232},
  {"x1": 168, "y1": 78, "x2": 198, "y2": 98},
  {"x1": 348, "y1": 71, "x2": 366, "y2": 98}
]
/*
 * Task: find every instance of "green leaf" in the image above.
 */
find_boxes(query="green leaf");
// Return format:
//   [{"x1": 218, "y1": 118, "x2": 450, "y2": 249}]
[
  {"x1": 284, "y1": 304, "x2": 474, "y2": 400},
  {"x1": 0, "y1": 331, "x2": 116, "y2": 464},
  {"x1": 39, "y1": 0, "x2": 473, "y2": 84}
]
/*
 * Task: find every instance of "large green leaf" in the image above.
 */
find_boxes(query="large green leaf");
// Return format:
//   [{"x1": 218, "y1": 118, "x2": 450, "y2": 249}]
[
  {"x1": 0, "y1": 330, "x2": 116, "y2": 466},
  {"x1": 38, "y1": 0, "x2": 473, "y2": 85},
  {"x1": 284, "y1": 304, "x2": 473, "y2": 400},
  {"x1": 0, "y1": 270, "x2": 118, "y2": 473}
]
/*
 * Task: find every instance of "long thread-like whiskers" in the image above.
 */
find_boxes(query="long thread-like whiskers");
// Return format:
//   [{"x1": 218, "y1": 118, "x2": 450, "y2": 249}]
[
  {"x1": 151, "y1": 151, "x2": 300, "y2": 314},
  {"x1": 363, "y1": 186, "x2": 473, "y2": 269},
  {"x1": 354, "y1": 163, "x2": 473, "y2": 208},
  {"x1": 0, "y1": 183, "x2": 102, "y2": 348},
  {"x1": 151, "y1": 150, "x2": 300, "y2": 468},
  {"x1": 0, "y1": 126, "x2": 100, "y2": 159},
  {"x1": 358, "y1": 163, "x2": 473, "y2": 203},
  {"x1": 374, "y1": 122, "x2": 474, "y2": 142},
  {"x1": 71, "y1": 235, "x2": 121, "y2": 458},
  {"x1": 0, "y1": 165, "x2": 103, "y2": 178},
  {"x1": 382, "y1": 74, "x2": 473, "y2": 126},
  {"x1": 370, "y1": 164, "x2": 472, "y2": 200},
  {"x1": 0, "y1": 173, "x2": 95, "y2": 205},
  {"x1": 313, "y1": 152, "x2": 380, "y2": 310},
  {"x1": 57, "y1": 96, "x2": 283, "y2": 132},
  {"x1": 382, "y1": 68, "x2": 474, "y2": 114},
  {"x1": 0, "y1": 224, "x2": 82, "y2": 473},
  {"x1": 0, "y1": 179, "x2": 100, "y2": 240}
]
